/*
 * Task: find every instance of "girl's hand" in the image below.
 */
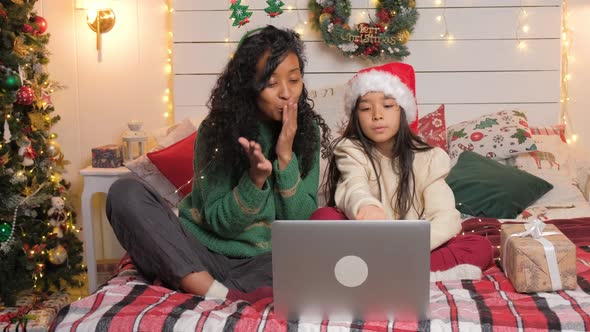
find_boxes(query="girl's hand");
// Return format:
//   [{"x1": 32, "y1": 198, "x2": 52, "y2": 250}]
[
  {"x1": 276, "y1": 102, "x2": 297, "y2": 170},
  {"x1": 238, "y1": 137, "x2": 272, "y2": 189},
  {"x1": 356, "y1": 205, "x2": 388, "y2": 220}
]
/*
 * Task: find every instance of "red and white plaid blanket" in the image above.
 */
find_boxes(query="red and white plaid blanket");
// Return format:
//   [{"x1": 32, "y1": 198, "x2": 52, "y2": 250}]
[{"x1": 51, "y1": 219, "x2": 590, "y2": 331}]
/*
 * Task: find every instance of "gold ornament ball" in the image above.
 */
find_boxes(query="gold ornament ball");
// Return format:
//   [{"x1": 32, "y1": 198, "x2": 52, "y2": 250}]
[
  {"x1": 319, "y1": 13, "x2": 332, "y2": 24},
  {"x1": 409, "y1": 0, "x2": 416, "y2": 8},
  {"x1": 396, "y1": 29, "x2": 411, "y2": 44},
  {"x1": 48, "y1": 244, "x2": 68, "y2": 265},
  {"x1": 47, "y1": 140, "x2": 61, "y2": 157}
]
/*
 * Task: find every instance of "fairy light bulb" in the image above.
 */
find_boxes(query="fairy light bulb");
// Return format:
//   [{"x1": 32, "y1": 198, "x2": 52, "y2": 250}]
[{"x1": 164, "y1": 0, "x2": 174, "y2": 123}]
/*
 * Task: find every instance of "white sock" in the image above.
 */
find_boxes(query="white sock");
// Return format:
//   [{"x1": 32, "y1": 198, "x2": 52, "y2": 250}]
[
  {"x1": 204, "y1": 280, "x2": 229, "y2": 299},
  {"x1": 430, "y1": 264, "x2": 482, "y2": 282}
]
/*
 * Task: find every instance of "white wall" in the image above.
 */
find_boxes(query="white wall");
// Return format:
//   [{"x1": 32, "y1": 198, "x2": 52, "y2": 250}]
[
  {"x1": 38, "y1": 0, "x2": 169, "y2": 260},
  {"x1": 567, "y1": 1, "x2": 590, "y2": 149},
  {"x1": 173, "y1": 0, "x2": 562, "y2": 127}
]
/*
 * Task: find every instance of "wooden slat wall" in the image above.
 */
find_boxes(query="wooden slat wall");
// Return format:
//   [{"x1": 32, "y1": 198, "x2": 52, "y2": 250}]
[{"x1": 171, "y1": 0, "x2": 561, "y2": 126}]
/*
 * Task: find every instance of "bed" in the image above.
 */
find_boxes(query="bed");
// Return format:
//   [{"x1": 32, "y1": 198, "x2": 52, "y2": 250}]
[{"x1": 51, "y1": 217, "x2": 590, "y2": 331}]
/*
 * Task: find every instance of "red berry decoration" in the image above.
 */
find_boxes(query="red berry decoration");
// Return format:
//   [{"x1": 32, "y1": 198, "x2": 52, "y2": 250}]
[
  {"x1": 16, "y1": 86, "x2": 35, "y2": 105},
  {"x1": 31, "y1": 16, "x2": 48, "y2": 35},
  {"x1": 22, "y1": 24, "x2": 34, "y2": 33}
]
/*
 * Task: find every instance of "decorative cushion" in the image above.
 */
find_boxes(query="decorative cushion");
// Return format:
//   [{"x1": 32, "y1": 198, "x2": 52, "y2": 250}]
[
  {"x1": 417, "y1": 104, "x2": 447, "y2": 151},
  {"x1": 147, "y1": 132, "x2": 196, "y2": 196},
  {"x1": 126, "y1": 118, "x2": 197, "y2": 206},
  {"x1": 446, "y1": 151, "x2": 553, "y2": 219},
  {"x1": 508, "y1": 124, "x2": 572, "y2": 178},
  {"x1": 446, "y1": 110, "x2": 536, "y2": 163}
]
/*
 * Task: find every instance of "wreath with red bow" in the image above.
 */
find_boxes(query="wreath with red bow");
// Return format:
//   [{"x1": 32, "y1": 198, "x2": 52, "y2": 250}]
[{"x1": 309, "y1": 0, "x2": 418, "y2": 60}]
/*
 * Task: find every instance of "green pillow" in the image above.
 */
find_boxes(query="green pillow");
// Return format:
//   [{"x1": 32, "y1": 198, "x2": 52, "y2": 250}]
[{"x1": 446, "y1": 151, "x2": 553, "y2": 219}]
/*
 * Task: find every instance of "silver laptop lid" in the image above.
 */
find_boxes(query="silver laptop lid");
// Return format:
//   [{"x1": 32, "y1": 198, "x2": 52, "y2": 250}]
[{"x1": 272, "y1": 219, "x2": 430, "y2": 321}]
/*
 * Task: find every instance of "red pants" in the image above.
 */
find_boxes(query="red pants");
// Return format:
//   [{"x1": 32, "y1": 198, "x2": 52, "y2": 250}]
[{"x1": 310, "y1": 207, "x2": 493, "y2": 272}]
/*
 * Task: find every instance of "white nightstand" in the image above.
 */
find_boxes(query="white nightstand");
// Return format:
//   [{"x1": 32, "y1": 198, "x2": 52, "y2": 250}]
[{"x1": 80, "y1": 166, "x2": 132, "y2": 293}]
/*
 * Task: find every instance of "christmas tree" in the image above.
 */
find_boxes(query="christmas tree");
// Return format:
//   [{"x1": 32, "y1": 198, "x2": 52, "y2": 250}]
[
  {"x1": 229, "y1": 0, "x2": 252, "y2": 27},
  {"x1": 0, "y1": 0, "x2": 85, "y2": 306},
  {"x1": 265, "y1": 0, "x2": 284, "y2": 18}
]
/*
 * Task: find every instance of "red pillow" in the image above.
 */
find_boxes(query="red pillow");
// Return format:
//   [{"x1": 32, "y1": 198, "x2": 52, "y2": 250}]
[
  {"x1": 147, "y1": 131, "x2": 196, "y2": 196},
  {"x1": 418, "y1": 104, "x2": 447, "y2": 151}
]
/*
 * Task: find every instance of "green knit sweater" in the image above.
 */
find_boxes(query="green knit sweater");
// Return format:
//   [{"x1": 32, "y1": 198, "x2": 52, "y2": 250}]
[{"x1": 178, "y1": 121, "x2": 320, "y2": 257}]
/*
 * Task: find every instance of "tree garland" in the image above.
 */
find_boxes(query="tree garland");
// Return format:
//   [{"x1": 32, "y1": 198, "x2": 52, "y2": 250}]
[{"x1": 309, "y1": 0, "x2": 418, "y2": 61}]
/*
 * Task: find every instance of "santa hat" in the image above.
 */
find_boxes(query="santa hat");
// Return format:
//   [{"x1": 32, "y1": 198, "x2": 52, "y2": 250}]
[{"x1": 344, "y1": 62, "x2": 419, "y2": 132}]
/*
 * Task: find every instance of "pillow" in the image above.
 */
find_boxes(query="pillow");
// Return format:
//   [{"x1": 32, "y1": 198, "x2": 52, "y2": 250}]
[
  {"x1": 126, "y1": 119, "x2": 197, "y2": 206},
  {"x1": 446, "y1": 110, "x2": 536, "y2": 163},
  {"x1": 508, "y1": 124, "x2": 572, "y2": 178},
  {"x1": 417, "y1": 104, "x2": 447, "y2": 151},
  {"x1": 147, "y1": 132, "x2": 196, "y2": 196},
  {"x1": 446, "y1": 151, "x2": 553, "y2": 219}
]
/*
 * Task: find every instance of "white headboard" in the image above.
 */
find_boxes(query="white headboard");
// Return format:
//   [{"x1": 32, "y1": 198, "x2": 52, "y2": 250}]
[{"x1": 171, "y1": 0, "x2": 561, "y2": 127}]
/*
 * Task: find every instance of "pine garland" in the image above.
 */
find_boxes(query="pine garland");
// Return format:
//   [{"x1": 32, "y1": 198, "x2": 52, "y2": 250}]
[
  {"x1": 309, "y1": 0, "x2": 418, "y2": 61},
  {"x1": 0, "y1": 0, "x2": 85, "y2": 306}
]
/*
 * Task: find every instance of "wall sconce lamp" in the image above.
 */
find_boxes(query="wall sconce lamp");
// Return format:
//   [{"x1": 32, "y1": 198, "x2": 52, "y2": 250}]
[{"x1": 76, "y1": 0, "x2": 116, "y2": 51}]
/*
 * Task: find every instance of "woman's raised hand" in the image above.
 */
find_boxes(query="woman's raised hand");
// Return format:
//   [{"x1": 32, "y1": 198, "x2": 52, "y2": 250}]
[
  {"x1": 238, "y1": 137, "x2": 272, "y2": 189},
  {"x1": 356, "y1": 205, "x2": 388, "y2": 220},
  {"x1": 276, "y1": 102, "x2": 297, "y2": 170}
]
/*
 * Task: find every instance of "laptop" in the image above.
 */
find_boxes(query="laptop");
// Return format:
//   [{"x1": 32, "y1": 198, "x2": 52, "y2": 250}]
[{"x1": 271, "y1": 219, "x2": 430, "y2": 321}]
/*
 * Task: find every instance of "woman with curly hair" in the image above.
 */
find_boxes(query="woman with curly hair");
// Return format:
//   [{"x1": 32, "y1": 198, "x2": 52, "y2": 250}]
[{"x1": 106, "y1": 25, "x2": 330, "y2": 302}]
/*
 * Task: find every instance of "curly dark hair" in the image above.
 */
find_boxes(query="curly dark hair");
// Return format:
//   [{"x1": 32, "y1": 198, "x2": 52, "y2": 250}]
[
  {"x1": 197, "y1": 25, "x2": 330, "y2": 177},
  {"x1": 322, "y1": 102, "x2": 432, "y2": 218}
]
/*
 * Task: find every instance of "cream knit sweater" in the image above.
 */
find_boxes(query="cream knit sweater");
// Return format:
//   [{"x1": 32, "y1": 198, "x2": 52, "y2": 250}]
[{"x1": 334, "y1": 138, "x2": 461, "y2": 250}]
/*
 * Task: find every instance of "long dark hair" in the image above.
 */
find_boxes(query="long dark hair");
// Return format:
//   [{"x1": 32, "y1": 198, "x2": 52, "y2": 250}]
[
  {"x1": 322, "y1": 100, "x2": 432, "y2": 218},
  {"x1": 198, "y1": 25, "x2": 330, "y2": 176}
]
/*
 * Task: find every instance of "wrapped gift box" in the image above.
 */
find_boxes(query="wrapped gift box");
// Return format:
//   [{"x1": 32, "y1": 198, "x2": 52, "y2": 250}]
[
  {"x1": 91, "y1": 144, "x2": 123, "y2": 168},
  {"x1": 0, "y1": 291, "x2": 70, "y2": 332},
  {"x1": 501, "y1": 222, "x2": 576, "y2": 293}
]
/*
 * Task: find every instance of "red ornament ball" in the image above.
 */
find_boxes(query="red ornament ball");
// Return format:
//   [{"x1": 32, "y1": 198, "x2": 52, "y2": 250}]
[
  {"x1": 31, "y1": 16, "x2": 48, "y2": 35},
  {"x1": 16, "y1": 86, "x2": 35, "y2": 105}
]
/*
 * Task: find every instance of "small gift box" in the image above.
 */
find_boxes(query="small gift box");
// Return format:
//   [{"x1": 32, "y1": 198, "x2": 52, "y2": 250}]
[
  {"x1": 91, "y1": 144, "x2": 123, "y2": 168},
  {"x1": 0, "y1": 291, "x2": 70, "y2": 332},
  {"x1": 501, "y1": 220, "x2": 576, "y2": 293}
]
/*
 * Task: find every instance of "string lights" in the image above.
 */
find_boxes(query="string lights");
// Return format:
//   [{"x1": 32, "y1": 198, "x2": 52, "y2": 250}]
[
  {"x1": 560, "y1": 0, "x2": 576, "y2": 144},
  {"x1": 436, "y1": 0, "x2": 453, "y2": 43},
  {"x1": 516, "y1": 0, "x2": 529, "y2": 50},
  {"x1": 164, "y1": 0, "x2": 174, "y2": 124}
]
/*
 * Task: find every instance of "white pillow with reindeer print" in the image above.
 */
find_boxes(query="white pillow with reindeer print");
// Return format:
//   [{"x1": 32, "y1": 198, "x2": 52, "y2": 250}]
[
  {"x1": 509, "y1": 125, "x2": 574, "y2": 179},
  {"x1": 446, "y1": 110, "x2": 537, "y2": 165}
]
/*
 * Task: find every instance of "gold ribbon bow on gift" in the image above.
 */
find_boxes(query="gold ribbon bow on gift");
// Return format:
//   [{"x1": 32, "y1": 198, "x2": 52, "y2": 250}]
[{"x1": 502, "y1": 219, "x2": 563, "y2": 291}]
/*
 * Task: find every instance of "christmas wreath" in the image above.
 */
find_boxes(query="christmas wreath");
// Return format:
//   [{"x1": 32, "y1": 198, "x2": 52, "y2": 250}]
[{"x1": 309, "y1": 0, "x2": 418, "y2": 60}]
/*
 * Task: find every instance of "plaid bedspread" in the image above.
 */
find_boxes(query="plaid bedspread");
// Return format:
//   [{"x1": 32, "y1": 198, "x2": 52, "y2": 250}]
[{"x1": 51, "y1": 219, "x2": 590, "y2": 332}]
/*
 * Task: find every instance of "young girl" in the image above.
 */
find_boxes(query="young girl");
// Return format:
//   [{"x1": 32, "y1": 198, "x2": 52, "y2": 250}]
[
  {"x1": 106, "y1": 26, "x2": 330, "y2": 302},
  {"x1": 315, "y1": 62, "x2": 492, "y2": 280}
]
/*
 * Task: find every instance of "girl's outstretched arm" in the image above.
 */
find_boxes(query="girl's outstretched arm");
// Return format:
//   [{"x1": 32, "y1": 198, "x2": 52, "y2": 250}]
[{"x1": 333, "y1": 139, "x2": 385, "y2": 220}]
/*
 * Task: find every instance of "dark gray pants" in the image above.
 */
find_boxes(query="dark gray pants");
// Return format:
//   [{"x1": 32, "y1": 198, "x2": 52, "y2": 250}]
[{"x1": 106, "y1": 178, "x2": 272, "y2": 292}]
